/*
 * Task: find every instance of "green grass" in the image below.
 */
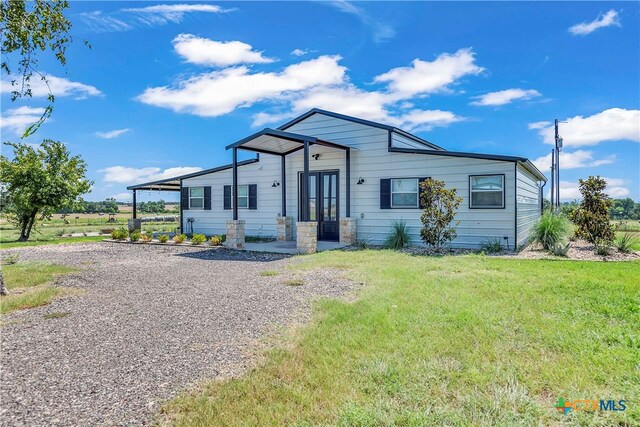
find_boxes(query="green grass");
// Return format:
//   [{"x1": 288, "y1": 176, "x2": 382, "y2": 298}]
[
  {"x1": 163, "y1": 251, "x2": 640, "y2": 426},
  {"x1": 259, "y1": 270, "x2": 280, "y2": 277},
  {"x1": 1, "y1": 262, "x2": 77, "y2": 314},
  {"x1": 0, "y1": 236, "x2": 105, "y2": 250}
]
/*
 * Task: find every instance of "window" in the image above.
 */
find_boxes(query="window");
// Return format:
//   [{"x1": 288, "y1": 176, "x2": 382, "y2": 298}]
[
  {"x1": 236, "y1": 185, "x2": 249, "y2": 209},
  {"x1": 189, "y1": 187, "x2": 204, "y2": 209},
  {"x1": 391, "y1": 178, "x2": 419, "y2": 208},
  {"x1": 469, "y1": 175, "x2": 504, "y2": 208}
]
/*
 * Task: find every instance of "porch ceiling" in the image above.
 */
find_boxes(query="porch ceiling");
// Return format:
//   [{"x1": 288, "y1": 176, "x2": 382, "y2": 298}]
[{"x1": 225, "y1": 128, "x2": 352, "y2": 156}]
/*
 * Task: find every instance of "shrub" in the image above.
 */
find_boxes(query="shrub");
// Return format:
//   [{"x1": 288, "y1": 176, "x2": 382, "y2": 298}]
[
  {"x1": 191, "y1": 234, "x2": 206, "y2": 245},
  {"x1": 111, "y1": 227, "x2": 128, "y2": 240},
  {"x1": 533, "y1": 212, "x2": 570, "y2": 250},
  {"x1": 570, "y1": 176, "x2": 615, "y2": 245},
  {"x1": 419, "y1": 178, "x2": 462, "y2": 251},
  {"x1": 173, "y1": 234, "x2": 187, "y2": 244},
  {"x1": 157, "y1": 234, "x2": 169, "y2": 243},
  {"x1": 595, "y1": 244, "x2": 611, "y2": 256},
  {"x1": 210, "y1": 235, "x2": 223, "y2": 246},
  {"x1": 550, "y1": 242, "x2": 570, "y2": 257},
  {"x1": 615, "y1": 232, "x2": 637, "y2": 254},
  {"x1": 1, "y1": 254, "x2": 19, "y2": 266},
  {"x1": 385, "y1": 220, "x2": 411, "y2": 250},
  {"x1": 480, "y1": 237, "x2": 503, "y2": 254},
  {"x1": 141, "y1": 231, "x2": 153, "y2": 242},
  {"x1": 129, "y1": 230, "x2": 141, "y2": 242}
]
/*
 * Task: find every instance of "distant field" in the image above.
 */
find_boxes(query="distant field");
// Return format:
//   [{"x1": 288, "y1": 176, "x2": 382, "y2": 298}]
[{"x1": 0, "y1": 206, "x2": 179, "y2": 246}]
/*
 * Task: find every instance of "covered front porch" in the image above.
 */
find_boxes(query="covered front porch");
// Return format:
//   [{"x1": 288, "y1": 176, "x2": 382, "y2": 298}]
[{"x1": 225, "y1": 128, "x2": 357, "y2": 254}]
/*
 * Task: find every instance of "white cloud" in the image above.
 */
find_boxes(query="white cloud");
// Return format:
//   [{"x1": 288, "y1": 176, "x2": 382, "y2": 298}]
[
  {"x1": 137, "y1": 55, "x2": 347, "y2": 117},
  {"x1": 109, "y1": 192, "x2": 133, "y2": 202},
  {"x1": 532, "y1": 149, "x2": 615, "y2": 171},
  {"x1": 470, "y1": 88, "x2": 541, "y2": 106},
  {"x1": 139, "y1": 41, "x2": 481, "y2": 132},
  {"x1": 0, "y1": 106, "x2": 47, "y2": 136},
  {"x1": 95, "y1": 128, "x2": 130, "y2": 139},
  {"x1": 291, "y1": 48, "x2": 317, "y2": 57},
  {"x1": 172, "y1": 34, "x2": 274, "y2": 67},
  {"x1": 374, "y1": 49, "x2": 484, "y2": 98},
  {"x1": 530, "y1": 108, "x2": 640, "y2": 147},
  {"x1": 569, "y1": 10, "x2": 621, "y2": 36},
  {"x1": 80, "y1": 4, "x2": 233, "y2": 32},
  {"x1": 325, "y1": 1, "x2": 395, "y2": 43},
  {"x1": 1, "y1": 74, "x2": 101, "y2": 99},
  {"x1": 100, "y1": 166, "x2": 203, "y2": 184},
  {"x1": 559, "y1": 178, "x2": 629, "y2": 201}
]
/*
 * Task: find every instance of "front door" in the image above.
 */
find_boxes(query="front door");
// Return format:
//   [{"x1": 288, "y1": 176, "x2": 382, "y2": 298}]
[{"x1": 299, "y1": 171, "x2": 339, "y2": 241}]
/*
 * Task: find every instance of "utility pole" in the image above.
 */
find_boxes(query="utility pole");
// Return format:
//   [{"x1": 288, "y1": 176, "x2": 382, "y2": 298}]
[
  {"x1": 550, "y1": 149, "x2": 555, "y2": 210},
  {"x1": 554, "y1": 119, "x2": 563, "y2": 212}
]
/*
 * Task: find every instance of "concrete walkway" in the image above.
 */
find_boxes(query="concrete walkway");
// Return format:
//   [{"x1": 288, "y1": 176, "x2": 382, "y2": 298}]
[{"x1": 242, "y1": 241, "x2": 347, "y2": 254}]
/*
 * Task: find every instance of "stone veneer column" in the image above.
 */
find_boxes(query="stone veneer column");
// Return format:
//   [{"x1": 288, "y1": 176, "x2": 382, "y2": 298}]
[
  {"x1": 224, "y1": 220, "x2": 245, "y2": 249},
  {"x1": 296, "y1": 221, "x2": 317, "y2": 254},
  {"x1": 340, "y1": 218, "x2": 357, "y2": 245},
  {"x1": 276, "y1": 216, "x2": 293, "y2": 241}
]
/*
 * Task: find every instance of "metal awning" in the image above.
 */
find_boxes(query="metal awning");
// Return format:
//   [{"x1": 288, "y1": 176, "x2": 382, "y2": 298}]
[
  {"x1": 126, "y1": 178, "x2": 181, "y2": 192},
  {"x1": 225, "y1": 128, "x2": 352, "y2": 155}
]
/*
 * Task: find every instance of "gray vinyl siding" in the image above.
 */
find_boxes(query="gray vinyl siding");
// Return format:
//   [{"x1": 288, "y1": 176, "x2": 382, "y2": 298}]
[
  {"x1": 390, "y1": 132, "x2": 434, "y2": 150},
  {"x1": 516, "y1": 164, "x2": 542, "y2": 248},
  {"x1": 180, "y1": 112, "x2": 523, "y2": 249},
  {"x1": 286, "y1": 113, "x2": 517, "y2": 249}
]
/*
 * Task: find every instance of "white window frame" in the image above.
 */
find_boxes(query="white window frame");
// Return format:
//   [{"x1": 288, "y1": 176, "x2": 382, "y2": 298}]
[
  {"x1": 235, "y1": 185, "x2": 249, "y2": 209},
  {"x1": 189, "y1": 187, "x2": 204, "y2": 209},
  {"x1": 469, "y1": 174, "x2": 505, "y2": 209},
  {"x1": 391, "y1": 178, "x2": 419, "y2": 208}
]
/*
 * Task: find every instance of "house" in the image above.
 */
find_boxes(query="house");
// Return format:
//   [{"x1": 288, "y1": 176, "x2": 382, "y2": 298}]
[{"x1": 127, "y1": 109, "x2": 546, "y2": 253}]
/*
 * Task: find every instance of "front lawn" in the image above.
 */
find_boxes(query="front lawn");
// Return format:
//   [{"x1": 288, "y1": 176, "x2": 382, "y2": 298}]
[
  {"x1": 163, "y1": 251, "x2": 639, "y2": 426},
  {"x1": 1, "y1": 262, "x2": 77, "y2": 314}
]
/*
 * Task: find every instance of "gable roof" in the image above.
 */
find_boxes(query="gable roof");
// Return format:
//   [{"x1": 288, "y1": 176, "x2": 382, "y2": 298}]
[{"x1": 277, "y1": 108, "x2": 445, "y2": 151}]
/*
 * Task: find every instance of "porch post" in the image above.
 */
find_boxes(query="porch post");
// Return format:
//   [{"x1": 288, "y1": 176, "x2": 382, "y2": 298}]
[
  {"x1": 345, "y1": 149, "x2": 351, "y2": 218},
  {"x1": 303, "y1": 140, "x2": 310, "y2": 221},
  {"x1": 232, "y1": 147, "x2": 238, "y2": 221},
  {"x1": 132, "y1": 190, "x2": 137, "y2": 219},
  {"x1": 281, "y1": 155, "x2": 286, "y2": 216}
]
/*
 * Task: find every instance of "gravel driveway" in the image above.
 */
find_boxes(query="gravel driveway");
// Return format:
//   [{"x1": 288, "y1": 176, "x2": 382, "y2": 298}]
[{"x1": 0, "y1": 242, "x2": 353, "y2": 426}]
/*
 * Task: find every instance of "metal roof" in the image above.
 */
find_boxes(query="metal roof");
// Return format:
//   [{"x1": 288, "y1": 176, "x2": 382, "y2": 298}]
[{"x1": 225, "y1": 128, "x2": 352, "y2": 155}]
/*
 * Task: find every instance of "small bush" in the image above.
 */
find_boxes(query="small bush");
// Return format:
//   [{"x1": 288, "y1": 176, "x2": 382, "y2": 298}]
[
  {"x1": 480, "y1": 237, "x2": 503, "y2": 254},
  {"x1": 129, "y1": 230, "x2": 141, "y2": 242},
  {"x1": 173, "y1": 234, "x2": 187, "y2": 244},
  {"x1": 385, "y1": 220, "x2": 411, "y2": 250},
  {"x1": 533, "y1": 212, "x2": 570, "y2": 250},
  {"x1": 550, "y1": 242, "x2": 570, "y2": 257},
  {"x1": 191, "y1": 234, "x2": 206, "y2": 245},
  {"x1": 595, "y1": 243, "x2": 611, "y2": 256},
  {"x1": 157, "y1": 234, "x2": 169, "y2": 243},
  {"x1": 141, "y1": 231, "x2": 153, "y2": 242},
  {"x1": 111, "y1": 227, "x2": 128, "y2": 240},
  {"x1": 260, "y1": 270, "x2": 279, "y2": 277},
  {"x1": 284, "y1": 279, "x2": 304, "y2": 286},
  {"x1": 614, "y1": 233, "x2": 637, "y2": 254},
  {"x1": 210, "y1": 235, "x2": 223, "y2": 246}
]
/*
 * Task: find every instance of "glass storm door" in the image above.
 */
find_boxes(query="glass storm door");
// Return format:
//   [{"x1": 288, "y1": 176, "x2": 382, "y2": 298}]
[{"x1": 299, "y1": 171, "x2": 339, "y2": 241}]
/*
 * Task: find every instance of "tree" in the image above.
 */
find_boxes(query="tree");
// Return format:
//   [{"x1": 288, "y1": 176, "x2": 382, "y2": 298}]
[
  {"x1": 1, "y1": 0, "x2": 83, "y2": 136},
  {"x1": 570, "y1": 176, "x2": 615, "y2": 246},
  {"x1": 0, "y1": 140, "x2": 92, "y2": 241},
  {"x1": 419, "y1": 178, "x2": 463, "y2": 251}
]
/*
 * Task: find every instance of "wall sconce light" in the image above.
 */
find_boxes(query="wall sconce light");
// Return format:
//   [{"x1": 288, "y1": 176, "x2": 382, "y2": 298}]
[
  {"x1": 312, "y1": 153, "x2": 321, "y2": 160},
  {"x1": 357, "y1": 177, "x2": 365, "y2": 185},
  {"x1": 272, "y1": 180, "x2": 280, "y2": 188}
]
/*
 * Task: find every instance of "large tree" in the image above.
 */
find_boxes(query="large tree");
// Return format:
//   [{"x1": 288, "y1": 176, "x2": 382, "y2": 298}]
[
  {"x1": 1, "y1": 0, "x2": 80, "y2": 136},
  {"x1": 0, "y1": 140, "x2": 92, "y2": 241}
]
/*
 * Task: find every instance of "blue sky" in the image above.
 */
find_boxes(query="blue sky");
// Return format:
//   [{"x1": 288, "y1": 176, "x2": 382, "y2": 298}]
[{"x1": 1, "y1": 1, "x2": 638, "y2": 203}]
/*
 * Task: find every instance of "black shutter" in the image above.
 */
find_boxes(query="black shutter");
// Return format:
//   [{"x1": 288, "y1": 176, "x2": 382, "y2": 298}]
[
  {"x1": 248, "y1": 184, "x2": 257, "y2": 210},
  {"x1": 181, "y1": 187, "x2": 189, "y2": 210},
  {"x1": 418, "y1": 177, "x2": 428, "y2": 209},
  {"x1": 223, "y1": 185, "x2": 231, "y2": 210},
  {"x1": 380, "y1": 179, "x2": 391, "y2": 209},
  {"x1": 204, "y1": 186, "x2": 212, "y2": 210}
]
